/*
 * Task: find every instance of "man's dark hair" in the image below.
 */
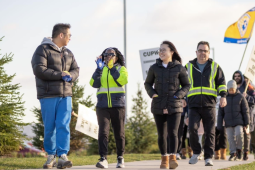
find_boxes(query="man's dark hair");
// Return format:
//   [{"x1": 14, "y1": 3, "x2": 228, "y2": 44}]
[
  {"x1": 52, "y1": 23, "x2": 71, "y2": 38},
  {"x1": 197, "y1": 41, "x2": 210, "y2": 50}
]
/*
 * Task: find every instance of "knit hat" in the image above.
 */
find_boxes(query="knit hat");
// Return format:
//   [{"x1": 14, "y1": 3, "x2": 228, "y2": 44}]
[{"x1": 227, "y1": 80, "x2": 237, "y2": 90}]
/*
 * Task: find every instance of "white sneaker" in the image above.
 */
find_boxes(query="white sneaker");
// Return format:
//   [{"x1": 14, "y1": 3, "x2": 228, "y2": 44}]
[
  {"x1": 116, "y1": 156, "x2": 125, "y2": 168},
  {"x1": 189, "y1": 154, "x2": 200, "y2": 164},
  {"x1": 176, "y1": 153, "x2": 182, "y2": 160},
  {"x1": 57, "y1": 154, "x2": 72, "y2": 169},
  {"x1": 43, "y1": 155, "x2": 57, "y2": 169},
  {"x1": 205, "y1": 159, "x2": 213, "y2": 166},
  {"x1": 96, "y1": 157, "x2": 108, "y2": 169},
  {"x1": 198, "y1": 151, "x2": 204, "y2": 160}
]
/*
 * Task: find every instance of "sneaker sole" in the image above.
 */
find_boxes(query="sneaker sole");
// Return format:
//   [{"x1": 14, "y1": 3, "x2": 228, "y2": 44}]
[
  {"x1": 96, "y1": 163, "x2": 108, "y2": 169},
  {"x1": 189, "y1": 159, "x2": 198, "y2": 164},
  {"x1": 43, "y1": 161, "x2": 57, "y2": 169},
  {"x1": 205, "y1": 163, "x2": 213, "y2": 166},
  {"x1": 57, "y1": 161, "x2": 73, "y2": 169},
  {"x1": 116, "y1": 165, "x2": 125, "y2": 168}
]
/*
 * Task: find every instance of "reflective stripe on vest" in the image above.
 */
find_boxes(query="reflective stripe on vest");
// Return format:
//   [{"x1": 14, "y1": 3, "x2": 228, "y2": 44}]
[
  {"x1": 97, "y1": 87, "x2": 125, "y2": 94},
  {"x1": 186, "y1": 62, "x2": 219, "y2": 97}
]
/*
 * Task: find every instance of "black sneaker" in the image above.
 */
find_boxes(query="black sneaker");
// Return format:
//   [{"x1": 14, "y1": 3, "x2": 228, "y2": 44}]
[
  {"x1": 236, "y1": 149, "x2": 242, "y2": 161},
  {"x1": 228, "y1": 153, "x2": 236, "y2": 161},
  {"x1": 243, "y1": 152, "x2": 249, "y2": 161}
]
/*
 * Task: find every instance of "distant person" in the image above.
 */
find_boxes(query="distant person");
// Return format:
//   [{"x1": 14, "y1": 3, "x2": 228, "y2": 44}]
[
  {"x1": 233, "y1": 71, "x2": 255, "y2": 160},
  {"x1": 31, "y1": 23, "x2": 79, "y2": 169},
  {"x1": 186, "y1": 41, "x2": 227, "y2": 166},
  {"x1": 145, "y1": 40, "x2": 190, "y2": 169},
  {"x1": 90, "y1": 47, "x2": 128, "y2": 169},
  {"x1": 217, "y1": 80, "x2": 250, "y2": 161}
]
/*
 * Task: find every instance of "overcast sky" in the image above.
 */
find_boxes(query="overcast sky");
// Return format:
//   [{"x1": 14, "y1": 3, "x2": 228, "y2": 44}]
[{"x1": 0, "y1": 0, "x2": 255, "y2": 123}]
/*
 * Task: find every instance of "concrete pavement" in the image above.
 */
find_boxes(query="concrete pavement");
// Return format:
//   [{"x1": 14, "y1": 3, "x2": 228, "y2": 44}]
[{"x1": 21, "y1": 155, "x2": 255, "y2": 170}]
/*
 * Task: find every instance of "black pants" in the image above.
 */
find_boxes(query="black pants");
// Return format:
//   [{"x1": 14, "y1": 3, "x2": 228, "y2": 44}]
[
  {"x1": 215, "y1": 127, "x2": 227, "y2": 151},
  {"x1": 189, "y1": 108, "x2": 215, "y2": 159},
  {"x1": 153, "y1": 113, "x2": 181, "y2": 155},
  {"x1": 96, "y1": 107, "x2": 125, "y2": 158},
  {"x1": 182, "y1": 124, "x2": 190, "y2": 148},
  {"x1": 177, "y1": 115, "x2": 185, "y2": 152}
]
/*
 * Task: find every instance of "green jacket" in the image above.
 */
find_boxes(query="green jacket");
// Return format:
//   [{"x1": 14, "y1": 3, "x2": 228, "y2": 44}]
[{"x1": 90, "y1": 64, "x2": 128, "y2": 108}]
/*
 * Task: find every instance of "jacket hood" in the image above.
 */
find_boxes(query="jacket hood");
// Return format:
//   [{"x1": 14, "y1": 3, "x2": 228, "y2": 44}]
[
  {"x1": 156, "y1": 58, "x2": 181, "y2": 67},
  {"x1": 232, "y1": 70, "x2": 244, "y2": 86},
  {"x1": 41, "y1": 37, "x2": 63, "y2": 52}
]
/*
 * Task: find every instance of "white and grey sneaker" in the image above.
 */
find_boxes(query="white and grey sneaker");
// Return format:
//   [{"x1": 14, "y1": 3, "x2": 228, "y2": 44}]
[
  {"x1": 57, "y1": 154, "x2": 72, "y2": 169},
  {"x1": 176, "y1": 153, "x2": 182, "y2": 160},
  {"x1": 189, "y1": 154, "x2": 200, "y2": 164},
  {"x1": 96, "y1": 157, "x2": 108, "y2": 169},
  {"x1": 205, "y1": 159, "x2": 213, "y2": 166},
  {"x1": 43, "y1": 155, "x2": 57, "y2": 169},
  {"x1": 116, "y1": 156, "x2": 125, "y2": 168}
]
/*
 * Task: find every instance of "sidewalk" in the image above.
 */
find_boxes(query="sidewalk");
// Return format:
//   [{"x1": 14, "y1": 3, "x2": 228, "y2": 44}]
[{"x1": 21, "y1": 155, "x2": 254, "y2": 170}]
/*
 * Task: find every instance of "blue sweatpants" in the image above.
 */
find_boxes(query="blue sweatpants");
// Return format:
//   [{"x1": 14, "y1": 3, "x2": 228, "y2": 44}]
[{"x1": 39, "y1": 97, "x2": 72, "y2": 156}]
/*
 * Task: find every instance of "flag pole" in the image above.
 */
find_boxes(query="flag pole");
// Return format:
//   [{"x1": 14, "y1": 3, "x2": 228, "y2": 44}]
[
  {"x1": 123, "y1": 0, "x2": 127, "y2": 122},
  {"x1": 239, "y1": 39, "x2": 250, "y2": 70},
  {"x1": 239, "y1": 22, "x2": 254, "y2": 70}
]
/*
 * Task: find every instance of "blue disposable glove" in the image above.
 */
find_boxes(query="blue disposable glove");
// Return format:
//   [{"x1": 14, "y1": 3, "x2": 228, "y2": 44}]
[
  {"x1": 174, "y1": 95, "x2": 179, "y2": 99},
  {"x1": 62, "y1": 75, "x2": 72, "y2": 82},
  {"x1": 96, "y1": 58, "x2": 105, "y2": 70}
]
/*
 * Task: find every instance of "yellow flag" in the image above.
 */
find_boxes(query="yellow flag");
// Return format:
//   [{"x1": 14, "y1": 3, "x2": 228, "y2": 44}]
[{"x1": 224, "y1": 7, "x2": 255, "y2": 44}]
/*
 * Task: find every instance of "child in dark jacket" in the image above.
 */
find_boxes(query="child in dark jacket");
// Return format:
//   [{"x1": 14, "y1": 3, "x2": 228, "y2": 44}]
[{"x1": 217, "y1": 80, "x2": 250, "y2": 161}]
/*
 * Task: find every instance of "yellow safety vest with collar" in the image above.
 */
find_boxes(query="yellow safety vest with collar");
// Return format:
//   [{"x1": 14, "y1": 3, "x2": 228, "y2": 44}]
[
  {"x1": 90, "y1": 65, "x2": 128, "y2": 108},
  {"x1": 186, "y1": 61, "x2": 227, "y2": 97}
]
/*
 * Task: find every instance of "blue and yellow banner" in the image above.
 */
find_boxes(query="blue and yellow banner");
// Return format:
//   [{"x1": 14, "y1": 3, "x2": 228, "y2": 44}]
[{"x1": 224, "y1": 7, "x2": 255, "y2": 44}]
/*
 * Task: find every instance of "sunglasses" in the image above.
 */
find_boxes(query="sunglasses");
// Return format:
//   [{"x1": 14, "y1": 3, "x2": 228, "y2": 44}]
[{"x1": 103, "y1": 53, "x2": 116, "y2": 57}]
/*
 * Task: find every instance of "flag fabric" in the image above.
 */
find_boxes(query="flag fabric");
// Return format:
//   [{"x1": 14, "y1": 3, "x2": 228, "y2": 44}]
[{"x1": 224, "y1": 7, "x2": 255, "y2": 44}]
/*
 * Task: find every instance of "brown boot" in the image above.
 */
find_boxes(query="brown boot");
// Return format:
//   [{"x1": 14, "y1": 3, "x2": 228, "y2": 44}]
[
  {"x1": 188, "y1": 147, "x2": 193, "y2": 158},
  {"x1": 220, "y1": 148, "x2": 227, "y2": 160},
  {"x1": 181, "y1": 148, "x2": 187, "y2": 159},
  {"x1": 169, "y1": 155, "x2": 178, "y2": 169},
  {"x1": 214, "y1": 150, "x2": 220, "y2": 160},
  {"x1": 160, "y1": 155, "x2": 169, "y2": 169}
]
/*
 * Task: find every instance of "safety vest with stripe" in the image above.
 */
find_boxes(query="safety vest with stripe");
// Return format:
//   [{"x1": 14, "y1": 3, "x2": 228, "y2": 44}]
[
  {"x1": 90, "y1": 65, "x2": 128, "y2": 108},
  {"x1": 186, "y1": 61, "x2": 227, "y2": 97}
]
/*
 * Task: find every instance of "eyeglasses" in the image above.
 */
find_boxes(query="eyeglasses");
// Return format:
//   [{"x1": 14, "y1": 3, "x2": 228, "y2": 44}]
[
  {"x1": 197, "y1": 49, "x2": 209, "y2": 53},
  {"x1": 63, "y1": 33, "x2": 72, "y2": 37},
  {"x1": 103, "y1": 53, "x2": 116, "y2": 57},
  {"x1": 158, "y1": 48, "x2": 169, "y2": 53}
]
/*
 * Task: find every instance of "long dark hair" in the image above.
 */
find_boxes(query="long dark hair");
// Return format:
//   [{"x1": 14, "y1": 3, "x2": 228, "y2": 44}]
[
  {"x1": 101, "y1": 47, "x2": 125, "y2": 66},
  {"x1": 161, "y1": 41, "x2": 182, "y2": 64}
]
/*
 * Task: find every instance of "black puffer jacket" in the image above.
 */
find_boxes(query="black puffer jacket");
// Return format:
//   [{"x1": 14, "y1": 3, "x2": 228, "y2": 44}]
[
  {"x1": 144, "y1": 59, "x2": 190, "y2": 115},
  {"x1": 31, "y1": 38, "x2": 79, "y2": 99},
  {"x1": 217, "y1": 90, "x2": 250, "y2": 129}
]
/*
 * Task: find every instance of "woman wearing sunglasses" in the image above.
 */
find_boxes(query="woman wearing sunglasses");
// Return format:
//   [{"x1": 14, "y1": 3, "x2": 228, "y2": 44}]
[
  {"x1": 90, "y1": 47, "x2": 128, "y2": 169},
  {"x1": 144, "y1": 41, "x2": 190, "y2": 169}
]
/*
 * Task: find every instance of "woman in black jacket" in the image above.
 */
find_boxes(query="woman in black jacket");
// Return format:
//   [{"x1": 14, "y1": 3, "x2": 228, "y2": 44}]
[{"x1": 144, "y1": 41, "x2": 190, "y2": 169}]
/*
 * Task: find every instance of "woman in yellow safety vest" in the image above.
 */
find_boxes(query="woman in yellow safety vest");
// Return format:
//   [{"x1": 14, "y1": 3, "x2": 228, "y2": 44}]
[{"x1": 90, "y1": 47, "x2": 128, "y2": 169}]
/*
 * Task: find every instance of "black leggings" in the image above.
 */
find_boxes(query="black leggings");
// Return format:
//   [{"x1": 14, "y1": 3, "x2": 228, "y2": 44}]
[{"x1": 153, "y1": 113, "x2": 181, "y2": 155}]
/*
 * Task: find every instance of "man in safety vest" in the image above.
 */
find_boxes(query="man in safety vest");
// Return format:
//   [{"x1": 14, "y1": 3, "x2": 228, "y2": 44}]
[{"x1": 186, "y1": 41, "x2": 227, "y2": 166}]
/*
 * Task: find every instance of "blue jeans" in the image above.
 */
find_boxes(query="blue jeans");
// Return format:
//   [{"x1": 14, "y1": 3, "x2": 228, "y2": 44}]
[{"x1": 40, "y1": 97, "x2": 72, "y2": 156}]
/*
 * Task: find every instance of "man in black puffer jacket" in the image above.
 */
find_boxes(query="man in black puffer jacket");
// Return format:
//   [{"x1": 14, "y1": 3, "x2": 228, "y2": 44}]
[
  {"x1": 217, "y1": 80, "x2": 250, "y2": 161},
  {"x1": 31, "y1": 23, "x2": 79, "y2": 169}
]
